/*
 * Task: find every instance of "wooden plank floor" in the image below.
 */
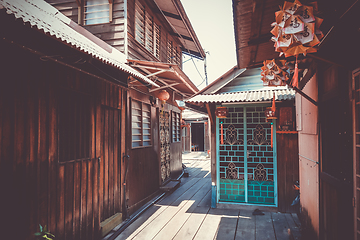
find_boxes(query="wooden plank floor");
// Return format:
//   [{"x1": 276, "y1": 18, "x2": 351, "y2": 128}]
[{"x1": 112, "y1": 157, "x2": 301, "y2": 240}]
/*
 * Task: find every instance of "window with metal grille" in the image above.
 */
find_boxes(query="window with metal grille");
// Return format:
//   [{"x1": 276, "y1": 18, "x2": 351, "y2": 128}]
[
  {"x1": 172, "y1": 112, "x2": 180, "y2": 142},
  {"x1": 132, "y1": 99, "x2": 152, "y2": 148},
  {"x1": 59, "y1": 90, "x2": 93, "y2": 162},
  {"x1": 84, "y1": 0, "x2": 110, "y2": 25},
  {"x1": 135, "y1": 0, "x2": 160, "y2": 58}
]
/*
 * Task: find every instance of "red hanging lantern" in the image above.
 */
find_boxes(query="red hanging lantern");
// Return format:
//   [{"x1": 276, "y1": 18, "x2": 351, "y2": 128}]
[{"x1": 157, "y1": 90, "x2": 170, "y2": 104}]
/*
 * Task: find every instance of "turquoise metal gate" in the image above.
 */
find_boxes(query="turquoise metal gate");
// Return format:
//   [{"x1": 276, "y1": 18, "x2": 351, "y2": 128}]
[{"x1": 217, "y1": 105, "x2": 277, "y2": 206}]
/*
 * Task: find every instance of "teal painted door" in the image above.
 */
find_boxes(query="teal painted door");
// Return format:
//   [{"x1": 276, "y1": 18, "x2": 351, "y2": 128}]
[{"x1": 217, "y1": 105, "x2": 277, "y2": 206}]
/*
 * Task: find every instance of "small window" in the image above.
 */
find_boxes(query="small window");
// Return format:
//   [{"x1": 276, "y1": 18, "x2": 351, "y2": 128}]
[
  {"x1": 84, "y1": 0, "x2": 110, "y2": 25},
  {"x1": 172, "y1": 112, "x2": 180, "y2": 142},
  {"x1": 132, "y1": 100, "x2": 152, "y2": 147}
]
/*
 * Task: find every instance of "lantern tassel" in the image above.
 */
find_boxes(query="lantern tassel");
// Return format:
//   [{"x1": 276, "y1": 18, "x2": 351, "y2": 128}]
[
  {"x1": 271, "y1": 92, "x2": 276, "y2": 113},
  {"x1": 271, "y1": 124, "x2": 273, "y2": 149},
  {"x1": 221, "y1": 123, "x2": 224, "y2": 145},
  {"x1": 292, "y1": 55, "x2": 299, "y2": 88}
]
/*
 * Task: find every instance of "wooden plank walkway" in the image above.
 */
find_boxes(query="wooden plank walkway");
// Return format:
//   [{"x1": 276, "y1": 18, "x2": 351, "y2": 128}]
[{"x1": 110, "y1": 156, "x2": 301, "y2": 240}]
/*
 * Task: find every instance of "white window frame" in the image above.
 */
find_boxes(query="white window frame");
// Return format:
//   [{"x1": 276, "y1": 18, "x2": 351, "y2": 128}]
[{"x1": 83, "y1": 0, "x2": 112, "y2": 26}]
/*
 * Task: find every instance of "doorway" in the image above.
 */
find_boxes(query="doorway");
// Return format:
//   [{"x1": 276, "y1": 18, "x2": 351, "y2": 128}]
[
  {"x1": 217, "y1": 105, "x2": 277, "y2": 206},
  {"x1": 191, "y1": 122, "x2": 204, "y2": 151}
]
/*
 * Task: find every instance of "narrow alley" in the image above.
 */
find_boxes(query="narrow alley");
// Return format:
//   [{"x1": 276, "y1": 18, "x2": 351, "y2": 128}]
[{"x1": 104, "y1": 153, "x2": 301, "y2": 240}]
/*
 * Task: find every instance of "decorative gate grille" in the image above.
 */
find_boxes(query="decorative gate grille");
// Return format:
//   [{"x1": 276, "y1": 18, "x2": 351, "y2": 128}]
[
  {"x1": 160, "y1": 111, "x2": 170, "y2": 183},
  {"x1": 218, "y1": 106, "x2": 276, "y2": 205}
]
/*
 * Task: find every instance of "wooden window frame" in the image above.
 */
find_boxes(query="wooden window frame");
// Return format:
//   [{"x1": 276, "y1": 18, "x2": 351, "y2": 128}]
[
  {"x1": 77, "y1": 0, "x2": 113, "y2": 25},
  {"x1": 131, "y1": 99, "x2": 152, "y2": 148},
  {"x1": 172, "y1": 111, "x2": 180, "y2": 142}
]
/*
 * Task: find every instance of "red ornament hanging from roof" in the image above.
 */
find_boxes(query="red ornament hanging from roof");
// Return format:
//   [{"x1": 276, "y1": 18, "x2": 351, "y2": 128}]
[
  {"x1": 261, "y1": 59, "x2": 289, "y2": 86},
  {"x1": 267, "y1": 0, "x2": 323, "y2": 88},
  {"x1": 271, "y1": 0, "x2": 323, "y2": 58}
]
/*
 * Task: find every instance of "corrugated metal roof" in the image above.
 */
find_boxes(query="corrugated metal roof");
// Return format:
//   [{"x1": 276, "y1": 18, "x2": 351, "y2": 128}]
[
  {"x1": 186, "y1": 88, "x2": 295, "y2": 103},
  {"x1": 154, "y1": 0, "x2": 205, "y2": 59},
  {"x1": 0, "y1": 0, "x2": 159, "y2": 87}
]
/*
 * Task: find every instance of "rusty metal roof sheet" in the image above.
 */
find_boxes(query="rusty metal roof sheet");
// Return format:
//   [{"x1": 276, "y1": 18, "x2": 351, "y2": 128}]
[
  {"x1": 186, "y1": 88, "x2": 295, "y2": 103},
  {"x1": 0, "y1": 0, "x2": 159, "y2": 87}
]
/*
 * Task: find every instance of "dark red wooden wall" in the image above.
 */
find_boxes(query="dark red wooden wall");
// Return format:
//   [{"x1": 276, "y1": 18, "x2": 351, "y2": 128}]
[
  {"x1": 276, "y1": 133, "x2": 299, "y2": 213},
  {"x1": 0, "y1": 38, "x2": 125, "y2": 240}
]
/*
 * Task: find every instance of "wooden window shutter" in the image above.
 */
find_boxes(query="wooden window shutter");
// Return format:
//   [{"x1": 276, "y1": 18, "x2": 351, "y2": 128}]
[
  {"x1": 145, "y1": 12, "x2": 154, "y2": 53},
  {"x1": 167, "y1": 40, "x2": 172, "y2": 63},
  {"x1": 154, "y1": 22, "x2": 161, "y2": 58},
  {"x1": 135, "y1": 0, "x2": 145, "y2": 45}
]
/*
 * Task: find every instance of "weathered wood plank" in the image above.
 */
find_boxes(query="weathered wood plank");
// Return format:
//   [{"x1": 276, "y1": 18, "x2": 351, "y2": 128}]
[
  {"x1": 109, "y1": 108, "x2": 115, "y2": 216},
  {"x1": 104, "y1": 108, "x2": 109, "y2": 218},
  {"x1": 131, "y1": 178, "x2": 210, "y2": 240},
  {"x1": 235, "y1": 209, "x2": 255, "y2": 240},
  {"x1": 213, "y1": 210, "x2": 239, "y2": 240},
  {"x1": 65, "y1": 163, "x2": 74, "y2": 240},
  {"x1": 80, "y1": 161, "x2": 87, "y2": 239},
  {"x1": 271, "y1": 212, "x2": 291, "y2": 240},
  {"x1": 284, "y1": 213, "x2": 301, "y2": 240},
  {"x1": 114, "y1": 108, "x2": 120, "y2": 213},
  {"x1": 48, "y1": 79, "x2": 58, "y2": 235},
  {"x1": 172, "y1": 206, "x2": 210, "y2": 240},
  {"x1": 115, "y1": 177, "x2": 201, "y2": 240},
  {"x1": 87, "y1": 161, "x2": 94, "y2": 240},
  {"x1": 291, "y1": 213, "x2": 301, "y2": 227},
  {"x1": 255, "y1": 212, "x2": 276, "y2": 240},
  {"x1": 194, "y1": 208, "x2": 239, "y2": 240},
  {"x1": 153, "y1": 180, "x2": 211, "y2": 240},
  {"x1": 74, "y1": 162, "x2": 81, "y2": 240},
  {"x1": 57, "y1": 165, "x2": 65, "y2": 240}
]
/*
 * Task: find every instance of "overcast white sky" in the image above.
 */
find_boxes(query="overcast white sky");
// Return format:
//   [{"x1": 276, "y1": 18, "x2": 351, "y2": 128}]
[{"x1": 181, "y1": 0, "x2": 237, "y2": 90}]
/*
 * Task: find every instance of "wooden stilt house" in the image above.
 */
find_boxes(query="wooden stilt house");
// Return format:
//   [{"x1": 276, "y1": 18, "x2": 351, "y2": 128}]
[{"x1": 0, "y1": 0, "x2": 204, "y2": 239}]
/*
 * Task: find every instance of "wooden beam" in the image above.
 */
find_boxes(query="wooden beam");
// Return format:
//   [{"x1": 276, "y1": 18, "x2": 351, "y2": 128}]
[
  {"x1": 206, "y1": 103, "x2": 213, "y2": 126},
  {"x1": 172, "y1": 69, "x2": 198, "y2": 94},
  {"x1": 292, "y1": 86, "x2": 318, "y2": 106},
  {"x1": 109, "y1": 2, "x2": 113, "y2": 22},
  {"x1": 133, "y1": 68, "x2": 187, "y2": 97},
  {"x1": 298, "y1": 61, "x2": 317, "y2": 90},
  {"x1": 146, "y1": 69, "x2": 168, "y2": 78},
  {"x1": 148, "y1": 83, "x2": 180, "y2": 92},
  {"x1": 135, "y1": 65, "x2": 173, "y2": 72}
]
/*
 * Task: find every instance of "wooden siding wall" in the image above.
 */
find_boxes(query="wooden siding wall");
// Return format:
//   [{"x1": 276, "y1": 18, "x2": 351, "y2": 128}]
[
  {"x1": 48, "y1": 0, "x2": 183, "y2": 66},
  {"x1": 276, "y1": 133, "x2": 299, "y2": 213},
  {"x1": 46, "y1": 0, "x2": 79, "y2": 22},
  {"x1": 126, "y1": 89, "x2": 182, "y2": 214},
  {"x1": 0, "y1": 41, "x2": 124, "y2": 240},
  {"x1": 318, "y1": 64, "x2": 353, "y2": 240},
  {"x1": 47, "y1": 0, "x2": 126, "y2": 53},
  {"x1": 127, "y1": 0, "x2": 183, "y2": 65}
]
